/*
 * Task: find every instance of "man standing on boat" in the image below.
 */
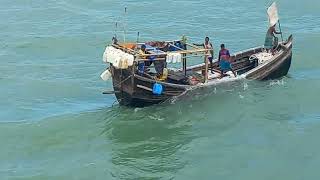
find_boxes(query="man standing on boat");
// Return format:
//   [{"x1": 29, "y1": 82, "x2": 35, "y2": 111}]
[
  {"x1": 218, "y1": 44, "x2": 237, "y2": 77},
  {"x1": 265, "y1": 2, "x2": 283, "y2": 54},
  {"x1": 194, "y1": 37, "x2": 214, "y2": 73},
  {"x1": 264, "y1": 24, "x2": 282, "y2": 53}
]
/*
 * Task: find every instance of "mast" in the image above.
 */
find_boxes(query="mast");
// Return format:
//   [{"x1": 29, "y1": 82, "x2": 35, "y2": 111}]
[{"x1": 123, "y1": 7, "x2": 127, "y2": 43}]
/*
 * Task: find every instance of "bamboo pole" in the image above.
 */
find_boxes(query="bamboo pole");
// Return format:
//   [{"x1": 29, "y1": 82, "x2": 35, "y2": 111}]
[
  {"x1": 135, "y1": 53, "x2": 211, "y2": 62},
  {"x1": 185, "y1": 42, "x2": 202, "y2": 50},
  {"x1": 112, "y1": 44, "x2": 212, "y2": 56},
  {"x1": 136, "y1": 48, "x2": 212, "y2": 57},
  {"x1": 204, "y1": 54, "x2": 208, "y2": 83},
  {"x1": 183, "y1": 54, "x2": 187, "y2": 76},
  {"x1": 131, "y1": 63, "x2": 135, "y2": 87},
  {"x1": 136, "y1": 58, "x2": 166, "y2": 61},
  {"x1": 177, "y1": 48, "x2": 214, "y2": 54},
  {"x1": 168, "y1": 43, "x2": 185, "y2": 51},
  {"x1": 278, "y1": 20, "x2": 284, "y2": 42},
  {"x1": 137, "y1": 52, "x2": 167, "y2": 57},
  {"x1": 112, "y1": 44, "x2": 135, "y2": 54}
]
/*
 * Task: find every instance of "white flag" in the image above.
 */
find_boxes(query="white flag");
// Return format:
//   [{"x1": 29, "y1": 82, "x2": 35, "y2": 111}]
[{"x1": 267, "y1": 2, "x2": 279, "y2": 27}]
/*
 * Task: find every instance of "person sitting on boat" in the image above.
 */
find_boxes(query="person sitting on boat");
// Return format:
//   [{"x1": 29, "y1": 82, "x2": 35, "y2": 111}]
[
  {"x1": 264, "y1": 24, "x2": 282, "y2": 53},
  {"x1": 139, "y1": 44, "x2": 147, "y2": 54},
  {"x1": 112, "y1": 36, "x2": 118, "y2": 45},
  {"x1": 139, "y1": 44, "x2": 153, "y2": 67},
  {"x1": 137, "y1": 44, "x2": 152, "y2": 74},
  {"x1": 154, "y1": 60, "x2": 167, "y2": 80},
  {"x1": 218, "y1": 44, "x2": 237, "y2": 77},
  {"x1": 194, "y1": 37, "x2": 214, "y2": 73}
]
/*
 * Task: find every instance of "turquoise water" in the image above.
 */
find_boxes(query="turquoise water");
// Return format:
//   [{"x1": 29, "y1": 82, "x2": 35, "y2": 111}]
[{"x1": 1, "y1": 0, "x2": 320, "y2": 179}]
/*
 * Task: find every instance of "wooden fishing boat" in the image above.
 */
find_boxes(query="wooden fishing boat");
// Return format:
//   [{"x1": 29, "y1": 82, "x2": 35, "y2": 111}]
[
  {"x1": 101, "y1": 35, "x2": 292, "y2": 107},
  {"x1": 100, "y1": 2, "x2": 293, "y2": 107}
]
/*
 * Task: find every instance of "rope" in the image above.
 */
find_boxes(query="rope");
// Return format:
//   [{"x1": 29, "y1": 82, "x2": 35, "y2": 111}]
[
  {"x1": 112, "y1": 99, "x2": 119, "y2": 107},
  {"x1": 113, "y1": 75, "x2": 132, "y2": 88}
]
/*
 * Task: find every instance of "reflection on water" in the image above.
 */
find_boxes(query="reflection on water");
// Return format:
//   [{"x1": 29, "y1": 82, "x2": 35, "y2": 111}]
[
  {"x1": 99, "y1": 81, "x2": 265, "y2": 179},
  {"x1": 101, "y1": 105, "x2": 195, "y2": 179}
]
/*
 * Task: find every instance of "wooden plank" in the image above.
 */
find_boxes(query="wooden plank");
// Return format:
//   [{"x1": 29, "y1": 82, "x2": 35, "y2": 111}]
[
  {"x1": 102, "y1": 90, "x2": 120, "y2": 94},
  {"x1": 136, "y1": 84, "x2": 181, "y2": 96},
  {"x1": 137, "y1": 84, "x2": 152, "y2": 91}
]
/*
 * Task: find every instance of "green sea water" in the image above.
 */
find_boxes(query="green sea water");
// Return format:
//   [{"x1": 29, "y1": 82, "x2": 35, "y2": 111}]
[{"x1": 1, "y1": 0, "x2": 320, "y2": 179}]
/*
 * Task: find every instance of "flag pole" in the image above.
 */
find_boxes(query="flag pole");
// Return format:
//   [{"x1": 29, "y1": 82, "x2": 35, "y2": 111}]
[
  {"x1": 278, "y1": 20, "x2": 284, "y2": 42},
  {"x1": 276, "y1": 2, "x2": 284, "y2": 42}
]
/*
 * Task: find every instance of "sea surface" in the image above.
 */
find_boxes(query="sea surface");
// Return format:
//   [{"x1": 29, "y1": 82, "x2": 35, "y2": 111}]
[{"x1": 1, "y1": 0, "x2": 320, "y2": 179}]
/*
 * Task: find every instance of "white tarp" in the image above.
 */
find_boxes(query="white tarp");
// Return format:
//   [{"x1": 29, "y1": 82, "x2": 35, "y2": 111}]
[
  {"x1": 166, "y1": 53, "x2": 182, "y2": 63},
  {"x1": 102, "y1": 46, "x2": 134, "y2": 69},
  {"x1": 267, "y1": 2, "x2": 279, "y2": 27}
]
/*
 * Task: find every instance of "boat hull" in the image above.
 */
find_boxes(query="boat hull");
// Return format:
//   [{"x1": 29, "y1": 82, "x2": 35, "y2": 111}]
[
  {"x1": 111, "y1": 66, "x2": 187, "y2": 107},
  {"x1": 262, "y1": 52, "x2": 292, "y2": 80}
]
